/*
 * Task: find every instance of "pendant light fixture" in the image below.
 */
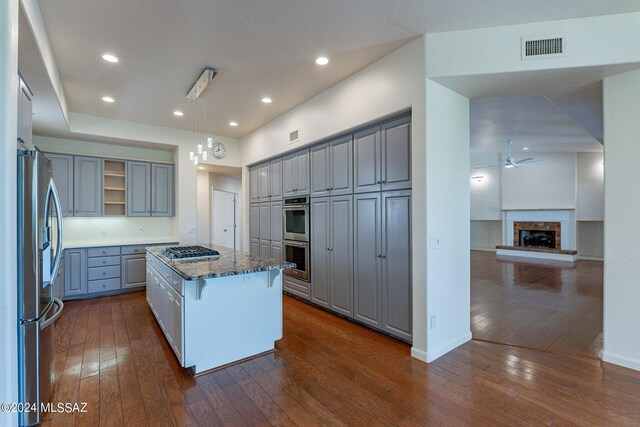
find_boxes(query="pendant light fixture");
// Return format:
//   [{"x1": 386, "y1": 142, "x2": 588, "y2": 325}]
[{"x1": 185, "y1": 67, "x2": 217, "y2": 167}]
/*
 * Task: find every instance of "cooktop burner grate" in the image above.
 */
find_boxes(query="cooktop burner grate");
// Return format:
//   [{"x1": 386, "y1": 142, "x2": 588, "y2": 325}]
[{"x1": 163, "y1": 245, "x2": 220, "y2": 260}]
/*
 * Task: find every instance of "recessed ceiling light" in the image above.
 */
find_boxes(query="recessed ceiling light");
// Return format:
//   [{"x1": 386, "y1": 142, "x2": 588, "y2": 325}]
[
  {"x1": 102, "y1": 96, "x2": 115, "y2": 103},
  {"x1": 102, "y1": 54, "x2": 119, "y2": 63},
  {"x1": 315, "y1": 56, "x2": 329, "y2": 65},
  {"x1": 523, "y1": 147, "x2": 529, "y2": 150},
  {"x1": 261, "y1": 97, "x2": 272, "y2": 104},
  {"x1": 173, "y1": 111, "x2": 184, "y2": 116},
  {"x1": 229, "y1": 121, "x2": 238, "y2": 127}
]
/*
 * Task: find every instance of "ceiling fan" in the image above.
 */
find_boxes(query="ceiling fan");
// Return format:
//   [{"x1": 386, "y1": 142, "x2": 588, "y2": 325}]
[{"x1": 475, "y1": 140, "x2": 545, "y2": 169}]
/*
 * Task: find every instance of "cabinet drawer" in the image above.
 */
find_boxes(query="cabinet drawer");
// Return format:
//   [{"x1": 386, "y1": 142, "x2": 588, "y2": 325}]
[
  {"x1": 88, "y1": 256, "x2": 120, "y2": 268},
  {"x1": 88, "y1": 246, "x2": 120, "y2": 257},
  {"x1": 284, "y1": 277, "x2": 310, "y2": 299},
  {"x1": 122, "y1": 245, "x2": 148, "y2": 255},
  {"x1": 88, "y1": 265, "x2": 120, "y2": 281},
  {"x1": 88, "y1": 278, "x2": 120, "y2": 293}
]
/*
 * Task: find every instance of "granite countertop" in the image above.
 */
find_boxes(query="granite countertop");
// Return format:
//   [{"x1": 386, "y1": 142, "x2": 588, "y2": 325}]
[
  {"x1": 146, "y1": 244, "x2": 296, "y2": 280},
  {"x1": 64, "y1": 238, "x2": 178, "y2": 250}
]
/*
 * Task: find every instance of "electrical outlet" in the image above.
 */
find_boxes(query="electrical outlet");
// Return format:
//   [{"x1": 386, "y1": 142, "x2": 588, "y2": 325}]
[
  {"x1": 188, "y1": 226, "x2": 196, "y2": 234},
  {"x1": 430, "y1": 315, "x2": 437, "y2": 329},
  {"x1": 138, "y1": 226, "x2": 144, "y2": 232},
  {"x1": 100, "y1": 227, "x2": 107, "y2": 235},
  {"x1": 430, "y1": 235, "x2": 441, "y2": 249}
]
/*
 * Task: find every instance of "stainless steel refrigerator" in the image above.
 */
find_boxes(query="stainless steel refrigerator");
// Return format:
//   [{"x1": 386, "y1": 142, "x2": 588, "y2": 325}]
[{"x1": 17, "y1": 145, "x2": 64, "y2": 426}]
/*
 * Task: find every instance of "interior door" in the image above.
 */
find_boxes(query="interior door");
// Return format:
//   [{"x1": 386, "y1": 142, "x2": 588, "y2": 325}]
[{"x1": 212, "y1": 190, "x2": 237, "y2": 249}]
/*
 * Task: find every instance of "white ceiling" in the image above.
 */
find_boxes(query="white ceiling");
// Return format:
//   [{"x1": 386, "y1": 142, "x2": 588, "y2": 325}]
[
  {"x1": 32, "y1": 0, "x2": 640, "y2": 139},
  {"x1": 470, "y1": 92, "x2": 603, "y2": 153}
]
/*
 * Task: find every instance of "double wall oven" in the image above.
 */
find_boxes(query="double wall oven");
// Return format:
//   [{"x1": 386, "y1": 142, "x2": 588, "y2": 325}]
[{"x1": 282, "y1": 197, "x2": 310, "y2": 282}]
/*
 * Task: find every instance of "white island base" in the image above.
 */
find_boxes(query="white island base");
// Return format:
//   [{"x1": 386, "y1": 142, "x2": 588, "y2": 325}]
[{"x1": 146, "y1": 252, "x2": 284, "y2": 375}]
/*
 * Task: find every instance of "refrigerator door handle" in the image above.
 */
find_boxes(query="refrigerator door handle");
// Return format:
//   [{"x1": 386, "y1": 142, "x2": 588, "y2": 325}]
[
  {"x1": 48, "y1": 178, "x2": 64, "y2": 282},
  {"x1": 40, "y1": 298, "x2": 64, "y2": 330}
]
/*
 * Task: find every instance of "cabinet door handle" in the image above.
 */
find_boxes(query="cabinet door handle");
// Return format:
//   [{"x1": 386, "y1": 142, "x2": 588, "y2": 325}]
[
  {"x1": 377, "y1": 254, "x2": 382, "y2": 258},
  {"x1": 381, "y1": 255, "x2": 386, "y2": 259},
  {"x1": 326, "y1": 188, "x2": 331, "y2": 191},
  {"x1": 376, "y1": 180, "x2": 381, "y2": 184}
]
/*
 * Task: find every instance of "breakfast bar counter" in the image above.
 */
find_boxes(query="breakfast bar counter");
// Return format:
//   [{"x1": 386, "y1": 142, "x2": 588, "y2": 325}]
[{"x1": 145, "y1": 244, "x2": 294, "y2": 374}]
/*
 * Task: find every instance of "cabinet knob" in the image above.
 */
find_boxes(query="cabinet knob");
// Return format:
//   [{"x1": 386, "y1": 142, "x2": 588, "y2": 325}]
[{"x1": 102, "y1": 272, "x2": 106, "y2": 275}]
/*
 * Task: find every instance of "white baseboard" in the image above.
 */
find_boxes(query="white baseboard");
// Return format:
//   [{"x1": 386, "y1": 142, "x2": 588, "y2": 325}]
[
  {"x1": 578, "y1": 255, "x2": 604, "y2": 261},
  {"x1": 470, "y1": 247, "x2": 496, "y2": 252},
  {"x1": 603, "y1": 351, "x2": 640, "y2": 372},
  {"x1": 411, "y1": 346, "x2": 427, "y2": 362},
  {"x1": 496, "y1": 248, "x2": 577, "y2": 262},
  {"x1": 426, "y1": 332, "x2": 472, "y2": 363}
]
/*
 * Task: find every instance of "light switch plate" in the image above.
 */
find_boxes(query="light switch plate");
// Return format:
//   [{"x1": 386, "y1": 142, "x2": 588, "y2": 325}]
[{"x1": 188, "y1": 226, "x2": 196, "y2": 234}]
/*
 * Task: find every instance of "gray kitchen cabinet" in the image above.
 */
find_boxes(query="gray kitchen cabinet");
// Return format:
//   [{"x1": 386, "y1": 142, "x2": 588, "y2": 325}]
[
  {"x1": 310, "y1": 197, "x2": 330, "y2": 308},
  {"x1": 353, "y1": 193, "x2": 382, "y2": 328},
  {"x1": 270, "y1": 200, "x2": 283, "y2": 242},
  {"x1": 259, "y1": 203, "x2": 271, "y2": 241},
  {"x1": 259, "y1": 240, "x2": 271, "y2": 259},
  {"x1": 259, "y1": 163, "x2": 270, "y2": 202},
  {"x1": 310, "y1": 196, "x2": 353, "y2": 314},
  {"x1": 18, "y1": 81, "x2": 33, "y2": 148},
  {"x1": 381, "y1": 191, "x2": 412, "y2": 341},
  {"x1": 73, "y1": 156, "x2": 102, "y2": 216},
  {"x1": 250, "y1": 238, "x2": 260, "y2": 257},
  {"x1": 311, "y1": 136, "x2": 353, "y2": 198},
  {"x1": 283, "y1": 149, "x2": 310, "y2": 197},
  {"x1": 122, "y1": 255, "x2": 147, "y2": 289},
  {"x1": 329, "y1": 136, "x2": 353, "y2": 196},
  {"x1": 53, "y1": 251, "x2": 65, "y2": 300},
  {"x1": 46, "y1": 153, "x2": 74, "y2": 216},
  {"x1": 64, "y1": 249, "x2": 87, "y2": 297},
  {"x1": 354, "y1": 115, "x2": 411, "y2": 194},
  {"x1": 250, "y1": 204, "x2": 260, "y2": 239},
  {"x1": 127, "y1": 161, "x2": 151, "y2": 216},
  {"x1": 296, "y1": 149, "x2": 310, "y2": 195},
  {"x1": 354, "y1": 126, "x2": 381, "y2": 194},
  {"x1": 249, "y1": 166, "x2": 260, "y2": 203},
  {"x1": 270, "y1": 242, "x2": 282, "y2": 263},
  {"x1": 151, "y1": 163, "x2": 174, "y2": 216},
  {"x1": 352, "y1": 191, "x2": 412, "y2": 341},
  {"x1": 284, "y1": 276, "x2": 309, "y2": 300},
  {"x1": 310, "y1": 143, "x2": 331, "y2": 198},
  {"x1": 381, "y1": 116, "x2": 411, "y2": 191},
  {"x1": 329, "y1": 195, "x2": 353, "y2": 316},
  {"x1": 269, "y1": 159, "x2": 283, "y2": 200}
]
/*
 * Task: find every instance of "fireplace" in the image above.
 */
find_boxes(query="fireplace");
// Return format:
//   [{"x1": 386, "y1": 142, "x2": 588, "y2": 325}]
[
  {"x1": 519, "y1": 230, "x2": 556, "y2": 248},
  {"x1": 498, "y1": 210, "x2": 577, "y2": 261},
  {"x1": 513, "y1": 221, "x2": 561, "y2": 249}
]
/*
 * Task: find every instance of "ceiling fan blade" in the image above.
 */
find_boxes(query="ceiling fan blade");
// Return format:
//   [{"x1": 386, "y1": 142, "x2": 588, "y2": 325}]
[
  {"x1": 514, "y1": 157, "x2": 535, "y2": 163},
  {"x1": 474, "y1": 164, "x2": 503, "y2": 169},
  {"x1": 515, "y1": 159, "x2": 548, "y2": 166}
]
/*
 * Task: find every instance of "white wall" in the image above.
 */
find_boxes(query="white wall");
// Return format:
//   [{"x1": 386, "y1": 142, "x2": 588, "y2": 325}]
[
  {"x1": 602, "y1": 68, "x2": 640, "y2": 371},
  {"x1": 34, "y1": 135, "x2": 174, "y2": 163},
  {"x1": 62, "y1": 217, "x2": 176, "y2": 247},
  {"x1": 196, "y1": 172, "x2": 242, "y2": 245},
  {"x1": 63, "y1": 113, "x2": 241, "y2": 244},
  {"x1": 425, "y1": 79, "x2": 471, "y2": 361},
  {"x1": 501, "y1": 152, "x2": 577, "y2": 210},
  {"x1": 240, "y1": 37, "x2": 429, "y2": 357},
  {"x1": 426, "y1": 12, "x2": 640, "y2": 78},
  {"x1": 0, "y1": 0, "x2": 19, "y2": 425},
  {"x1": 471, "y1": 221, "x2": 502, "y2": 251},
  {"x1": 470, "y1": 153, "x2": 502, "y2": 220},
  {"x1": 576, "y1": 152, "x2": 604, "y2": 220},
  {"x1": 577, "y1": 221, "x2": 604, "y2": 259}
]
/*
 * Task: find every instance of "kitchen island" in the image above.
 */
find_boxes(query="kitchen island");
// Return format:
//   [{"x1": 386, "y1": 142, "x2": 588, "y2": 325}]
[{"x1": 145, "y1": 244, "x2": 294, "y2": 375}]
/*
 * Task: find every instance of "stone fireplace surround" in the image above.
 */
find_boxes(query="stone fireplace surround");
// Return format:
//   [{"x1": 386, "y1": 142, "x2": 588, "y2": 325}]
[{"x1": 497, "y1": 209, "x2": 577, "y2": 261}]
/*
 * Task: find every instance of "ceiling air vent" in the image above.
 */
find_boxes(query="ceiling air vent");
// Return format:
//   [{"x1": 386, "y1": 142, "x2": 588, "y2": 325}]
[
  {"x1": 521, "y1": 36, "x2": 565, "y2": 60},
  {"x1": 289, "y1": 129, "x2": 299, "y2": 144}
]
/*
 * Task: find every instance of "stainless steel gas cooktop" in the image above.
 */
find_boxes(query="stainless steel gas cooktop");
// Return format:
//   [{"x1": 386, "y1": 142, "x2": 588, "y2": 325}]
[{"x1": 162, "y1": 245, "x2": 220, "y2": 261}]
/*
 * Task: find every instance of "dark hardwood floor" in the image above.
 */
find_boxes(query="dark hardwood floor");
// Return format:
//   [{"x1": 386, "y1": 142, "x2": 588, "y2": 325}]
[
  {"x1": 43, "y1": 290, "x2": 640, "y2": 426},
  {"x1": 471, "y1": 250, "x2": 603, "y2": 358}
]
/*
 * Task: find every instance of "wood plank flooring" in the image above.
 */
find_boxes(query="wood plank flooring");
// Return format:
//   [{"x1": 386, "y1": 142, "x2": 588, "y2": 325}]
[
  {"x1": 43, "y1": 290, "x2": 640, "y2": 426},
  {"x1": 471, "y1": 250, "x2": 603, "y2": 358}
]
